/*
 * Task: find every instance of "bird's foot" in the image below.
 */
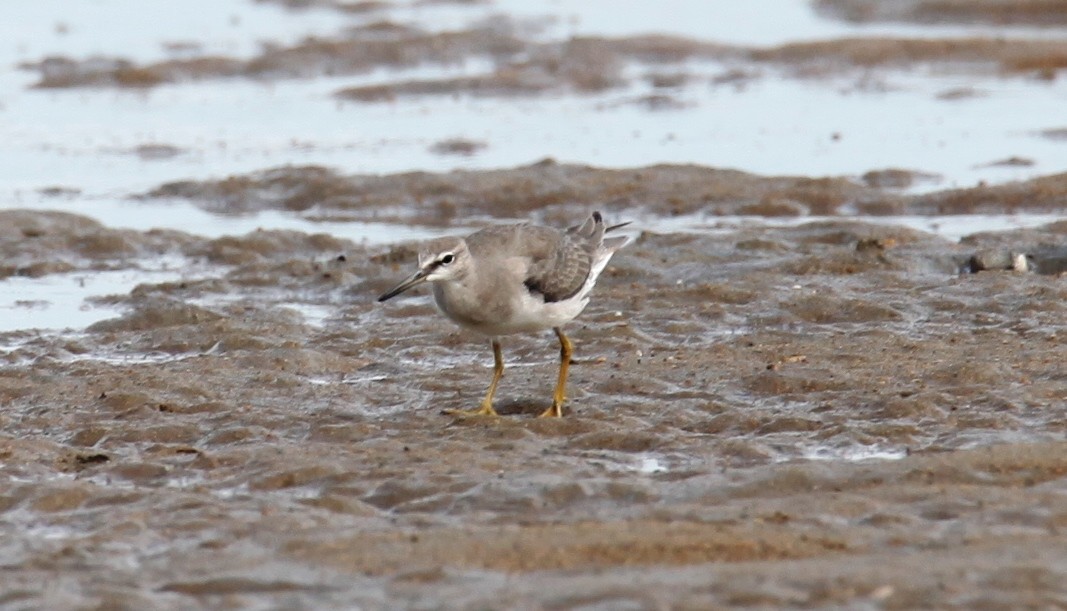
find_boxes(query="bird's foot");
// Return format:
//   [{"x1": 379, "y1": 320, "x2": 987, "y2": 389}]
[
  {"x1": 444, "y1": 403, "x2": 498, "y2": 417},
  {"x1": 537, "y1": 402, "x2": 564, "y2": 418}
]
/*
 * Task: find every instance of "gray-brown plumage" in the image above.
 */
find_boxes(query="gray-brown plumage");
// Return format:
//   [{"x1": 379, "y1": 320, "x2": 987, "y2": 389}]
[
  {"x1": 377, "y1": 211, "x2": 630, "y2": 418},
  {"x1": 523, "y1": 212, "x2": 605, "y2": 302}
]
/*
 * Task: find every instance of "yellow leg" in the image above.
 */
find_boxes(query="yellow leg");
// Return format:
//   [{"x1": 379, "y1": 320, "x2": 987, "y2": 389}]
[
  {"x1": 446, "y1": 339, "x2": 502, "y2": 417},
  {"x1": 539, "y1": 328, "x2": 571, "y2": 418}
]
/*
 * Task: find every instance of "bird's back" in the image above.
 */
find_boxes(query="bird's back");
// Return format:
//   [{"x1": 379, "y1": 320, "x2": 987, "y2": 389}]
[
  {"x1": 464, "y1": 223, "x2": 561, "y2": 264},
  {"x1": 464, "y1": 214, "x2": 618, "y2": 305}
]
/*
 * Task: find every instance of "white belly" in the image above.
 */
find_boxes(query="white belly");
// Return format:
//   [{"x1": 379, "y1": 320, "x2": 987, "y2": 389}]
[
  {"x1": 441, "y1": 290, "x2": 589, "y2": 336},
  {"x1": 433, "y1": 248, "x2": 615, "y2": 337}
]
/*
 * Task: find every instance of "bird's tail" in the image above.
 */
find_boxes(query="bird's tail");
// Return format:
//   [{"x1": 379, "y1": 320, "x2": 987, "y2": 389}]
[
  {"x1": 571, "y1": 211, "x2": 604, "y2": 240},
  {"x1": 573, "y1": 211, "x2": 632, "y2": 249},
  {"x1": 594, "y1": 211, "x2": 633, "y2": 252}
]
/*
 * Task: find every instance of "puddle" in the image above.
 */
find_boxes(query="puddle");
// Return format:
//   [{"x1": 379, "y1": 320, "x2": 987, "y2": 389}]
[
  {"x1": 644, "y1": 212, "x2": 1067, "y2": 243},
  {"x1": 0, "y1": 272, "x2": 124, "y2": 333},
  {"x1": 311, "y1": 374, "x2": 354, "y2": 385},
  {"x1": 23, "y1": 523, "x2": 79, "y2": 541},
  {"x1": 278, "y1": 303, "x2": 336, "y2": 329},
  {"x1": 798, "y1": 445, "x2": 908, "y2": 462},
  {"x1": 165, "y1": 474, "x2": 205, "y2": 491},
  {"x1": 0, "y1": 255, "x2": 210, "y2": 332},
  {"x1": 635, "y1": 455, "x2": 669, "y2": 474},
  {"x1": 10, "y1": 195, "x2": 450, "y2": 243},
  {"x1": 587, "y1": 452, "x2": 675, "y2": 475}
]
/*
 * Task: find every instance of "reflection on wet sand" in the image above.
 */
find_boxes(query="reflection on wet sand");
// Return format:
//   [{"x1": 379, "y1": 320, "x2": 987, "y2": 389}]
[{"x1": 3, "y1": 0, "x2": 1067, "y2": 607}]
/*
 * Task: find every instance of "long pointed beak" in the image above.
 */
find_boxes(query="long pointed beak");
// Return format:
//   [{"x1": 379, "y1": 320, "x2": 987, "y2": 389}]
[{"x1": 377, "y1": 268, "x2": 430, "y2": 302}]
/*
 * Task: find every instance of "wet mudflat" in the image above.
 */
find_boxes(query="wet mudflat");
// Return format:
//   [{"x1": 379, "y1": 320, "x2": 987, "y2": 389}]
[
  {"x1": 4, "y1": 0, "x2": 1067, "y2": 608},
  {"x1": 3, "y1": 164, "x2": 1067, "y2": 607}
]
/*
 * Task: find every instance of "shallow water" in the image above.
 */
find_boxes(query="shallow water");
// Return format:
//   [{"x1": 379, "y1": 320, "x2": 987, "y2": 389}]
[
  {"x1": 3, "y1": 0, "x2": 1066, "y2": 212},
  {"x1": 2, "y1": 1, "x2": 1067, "y2": 609}
]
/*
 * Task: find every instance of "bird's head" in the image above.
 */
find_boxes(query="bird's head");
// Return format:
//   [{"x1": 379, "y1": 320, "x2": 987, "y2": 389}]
[{"x1": 377, "y1": 237, "x2": 470, "y2": 302}]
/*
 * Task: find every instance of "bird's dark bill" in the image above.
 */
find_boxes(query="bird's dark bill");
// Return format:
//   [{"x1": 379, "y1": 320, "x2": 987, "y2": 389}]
[{"x1": 377, "y1": 269, "x2": 429, "y2": 302}]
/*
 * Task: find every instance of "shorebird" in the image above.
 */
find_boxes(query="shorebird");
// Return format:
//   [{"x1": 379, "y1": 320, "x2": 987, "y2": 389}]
[{"x1": 377, "y1": 211, "x2": 630, "y2": 417}]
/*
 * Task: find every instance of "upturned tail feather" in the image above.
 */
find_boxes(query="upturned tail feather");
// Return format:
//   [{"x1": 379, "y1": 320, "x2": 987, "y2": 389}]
[{"x1": 597, "y1": 212, "x2": 633, "y2": 252}]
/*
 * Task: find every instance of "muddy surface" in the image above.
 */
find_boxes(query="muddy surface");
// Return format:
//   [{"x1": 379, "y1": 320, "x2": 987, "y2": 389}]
[
  {"x1": 815, "y1": 0, "x2": 1067, "y2": 27},
  {"x1": 4, "y1": 165, "x2": 1067, "y2": 607},
  {"x1": 142, "y1": 162, "x2": 1067, "y2": 226},
  {"x1": 20, "y1": 16, "x2": 1067, "y2": 95},
  {"x1": 6, "y1": 0, "x2": 1067, "y2": 607}
]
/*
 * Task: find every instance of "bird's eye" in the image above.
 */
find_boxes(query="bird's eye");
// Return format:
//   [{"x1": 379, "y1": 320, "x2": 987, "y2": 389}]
[{"x1": 440, "y1": 253, "x2": 455, "y2": 265}]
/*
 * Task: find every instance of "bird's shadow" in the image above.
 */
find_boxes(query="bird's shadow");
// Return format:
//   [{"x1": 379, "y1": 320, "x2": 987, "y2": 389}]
[
  {"x1": 437, "y1": 398, "x2": 561, "y2": 418},
  {"x1": 495, "y1": 398, "x2": 554, "y2": 417}
]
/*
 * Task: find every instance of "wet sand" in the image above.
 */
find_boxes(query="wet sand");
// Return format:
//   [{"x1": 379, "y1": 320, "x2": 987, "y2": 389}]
[
  {"x1": 139, "y1": 161, "x2": 1067, "y2": 224},
  {"x1": 4, "y1": 164, "x2": 1067, "y2": 607},
  {"x1": 21, "y1": 21, "x2": 1067, "y2": 93},
  {"x1": 815, "y1": 0, "x2": 1067, "y2": 27},
  {"x1": 4, "y1": 1, "x2": 1067, "y2": 608}
]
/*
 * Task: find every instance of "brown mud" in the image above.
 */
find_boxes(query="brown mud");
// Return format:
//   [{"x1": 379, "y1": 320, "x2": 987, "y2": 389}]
[
  {"x1": 19, "y1": 18, "x2": 1067, "y2": 95},
  {"x1": 141, "y1": 161, "x2": 1067, "y2": 224},
  {"x1": 3, "y1": 164, "x2": 1067, "y2": 607},
  {"x1": 815, "y1": 0, "x2": 1067, "y2": 27}
]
